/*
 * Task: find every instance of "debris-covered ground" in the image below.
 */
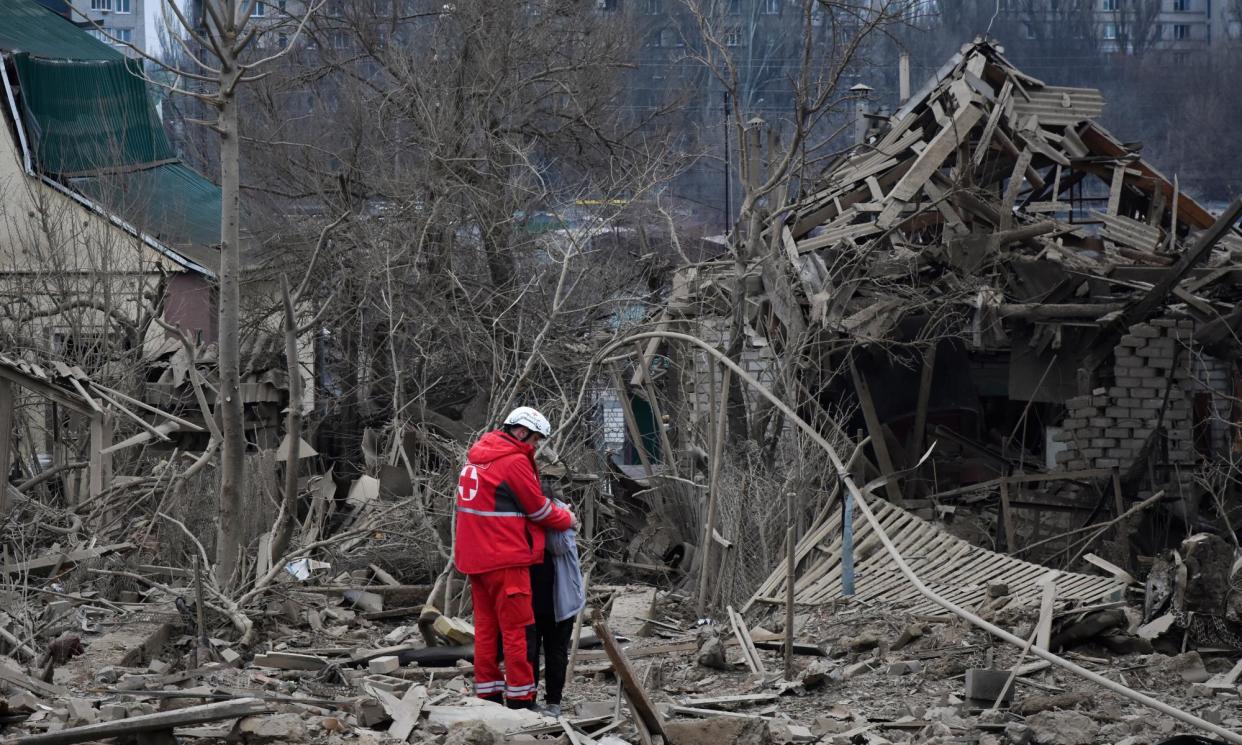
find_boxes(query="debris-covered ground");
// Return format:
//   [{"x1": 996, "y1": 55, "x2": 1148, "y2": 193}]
[{"x1": 2, "y1": 560, "x2": 1240, "y2": 745}]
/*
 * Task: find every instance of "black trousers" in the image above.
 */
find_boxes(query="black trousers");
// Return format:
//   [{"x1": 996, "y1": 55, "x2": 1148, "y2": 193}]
[{"x1": 527, "y1": 614, "x2": 575, "y2": 704}]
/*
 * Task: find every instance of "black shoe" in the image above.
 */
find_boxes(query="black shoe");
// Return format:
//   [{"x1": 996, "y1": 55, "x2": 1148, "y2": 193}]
[
  {"x1": 506, "y1": 698, "x2": 535, "y2": 710},
  {"x1": 479, "y1": 693, "x2": 503, "y2": 705}
]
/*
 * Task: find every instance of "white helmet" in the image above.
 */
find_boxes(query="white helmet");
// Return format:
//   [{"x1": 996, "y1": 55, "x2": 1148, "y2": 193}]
[{"x1": 503, "y1": 406, "x2": 552, "y2": 437}]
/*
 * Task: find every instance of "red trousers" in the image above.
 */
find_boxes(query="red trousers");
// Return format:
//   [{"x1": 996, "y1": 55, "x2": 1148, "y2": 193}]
[{"x1": 469, "y1": 566, "x2": 536, "y2": 701}]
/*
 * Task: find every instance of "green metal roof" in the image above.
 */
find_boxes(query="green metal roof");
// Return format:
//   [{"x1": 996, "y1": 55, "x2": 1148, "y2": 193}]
[
  {"x1": 13, "y1": 54, "x2": 177, "y2": 174},
  {"x1": 0, "y1": 0, "x2": 120, "y2": 60},
  {"x1": 0, "y1": 0, "x2": 223, "y2": 271},
  {"x1": 69, "y1": 162, "x2": 223, "y2": 252}
]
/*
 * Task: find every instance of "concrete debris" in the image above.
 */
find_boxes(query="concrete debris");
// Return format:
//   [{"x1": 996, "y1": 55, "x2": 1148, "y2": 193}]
[
  {"x1": 442, "y1": 720, "x2": 499, "y2": 745},
  {"x1": 236, "y1": 712, "x2": 309, "y2": 742},
  {"x1": 695, "y1": 626, "x2": 731, "y2": 670},
  {"x1": 1026, "y1": 710, "x2": 1100, "y2": 745}
]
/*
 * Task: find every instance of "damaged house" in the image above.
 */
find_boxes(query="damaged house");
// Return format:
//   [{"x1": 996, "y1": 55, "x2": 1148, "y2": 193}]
[
  {"x1": 622, "y1": 39, "x2": 1242, "y2": 625},
  {"x1": 0, "y1": 0, "x2": 299, "y2": 502}
]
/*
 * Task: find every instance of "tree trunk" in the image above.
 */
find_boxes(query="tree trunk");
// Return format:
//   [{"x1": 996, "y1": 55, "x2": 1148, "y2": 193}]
[{"x1": 216, "y1": 59, "x2": 246, "y2": 587}]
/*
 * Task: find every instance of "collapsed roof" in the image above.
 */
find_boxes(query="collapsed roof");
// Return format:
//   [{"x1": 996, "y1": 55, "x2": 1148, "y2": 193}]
[{"x1": 763, "y1": 38, "x2": 1242, "y2": 361}]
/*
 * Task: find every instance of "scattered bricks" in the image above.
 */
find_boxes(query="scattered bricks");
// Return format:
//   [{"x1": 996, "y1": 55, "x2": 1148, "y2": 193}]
[
  {"x1": 1090, "y1": 439, "x2": 1118, "y2": 449},
  {"x1": 220, "y1": 648, "x2": 243, "y2": 667},
  {"x1": 368, "y1": 655, "x2": 401, "y2": 675},
  {"x1": 965, "y1": 668, "x2": 1014, "y2": 707},
  {"x1": 99, "y1": 703, "x2": 128, "y2": 721},
  {"x1": 987, "y1": 583, "x2": 1010, "y2": 598},
  {"x1": 147, "y1": 659, "x2": 171, "y2": 675},
  {"x1": 1091, "y1": 387, "x2": 1107, "y2": 396},
  {"x1": 1119, "y1": 334, "x2": 1144, "y2": 346},
  {"x1": 1147, "y1": 319, "x2": 1174, "y2": 330}
]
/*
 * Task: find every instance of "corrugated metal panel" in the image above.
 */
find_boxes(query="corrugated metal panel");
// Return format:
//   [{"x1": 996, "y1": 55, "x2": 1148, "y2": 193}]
[{"x1": 1012, "y1": 86, "x2": 1105, "y2": 126}]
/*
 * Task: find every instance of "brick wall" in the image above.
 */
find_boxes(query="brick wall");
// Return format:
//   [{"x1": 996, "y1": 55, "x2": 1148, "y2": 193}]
[{"x1": 1055, "y1": 317, "x2": 1196, "y2": 472}]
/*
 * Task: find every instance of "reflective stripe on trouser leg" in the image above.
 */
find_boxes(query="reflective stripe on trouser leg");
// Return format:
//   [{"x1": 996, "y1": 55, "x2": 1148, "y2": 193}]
[
  {"x1": 497, "y1": 566, "x2": 536, "y2": 701},
  {"x1": 469, "y1": 573, "x2": 504, "y2": 698}
]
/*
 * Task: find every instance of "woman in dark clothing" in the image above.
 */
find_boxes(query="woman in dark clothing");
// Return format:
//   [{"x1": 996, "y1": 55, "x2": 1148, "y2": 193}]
[{"x1": 527, "y1": 497, "x2": 585, "y2": 718}]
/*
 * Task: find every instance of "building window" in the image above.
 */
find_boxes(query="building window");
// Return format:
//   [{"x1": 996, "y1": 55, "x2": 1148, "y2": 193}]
[
  {"x1": 643, "y1": 0, "x2": 659, "y2": 13},
  {"x1": 727, "y1": 0, "x2": 741, "y2": 12},
  {"x1": 659, "y1": 27, "x2": 679, "y2": 46},
  {"x1": 760, "y1": 0, "x2": 780, "y2": 14},
  {"x1": 1102, "y1": 22, "x2": 1118, "y2": 38},
  {"x1": 1102, "y1": 0, "x2": 1119, "y2": 10},
  {"x1": 724, "y1": 27, "x2": 742, "y2": 46},
  {"x1": 596, "y1": 0, "x2": 619, "y2": 10},
  {"x1": 114, "y1": 0, "x2": 131, "y2": 12},
  {"x1": 1173, "y1": 23, "x2": 1189, "y2": 38},
  {"x1": 1173, "y1": 0, "x2": 1190, "y2": 10},
  {"x1": 86, "y1": 28, "x2": 107, "y2": 41},
  {"x1": 90, "y1": 0, "x2": 110, "y2": 9},
  {"x1": 1023, "y1": 21, "x2": 1037, "y2": 38},
  {"x1": 251, "y1": 1, "x2": 267, "y2": 16},
  {"x1": 113, "y1": 27, "x2": 132, "y2": 43}
]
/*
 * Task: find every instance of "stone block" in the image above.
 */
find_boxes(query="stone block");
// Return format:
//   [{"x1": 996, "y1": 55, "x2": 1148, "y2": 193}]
[
  {"x1": 965, "y1": 668, "x2": 1014, "y2": 706},
  {"x1": 1088, "y1": 417, "x2": 1113, "y2": 427},
  {"x1": 1079, "y1": 448, "x2": 1104, "y2": 458},
  {"x1": 368, "y1": 655, "x2": 401, "y2": 675},
  {"x1": 1115, "y1": 377, "x2": 1143, "y2": 387},
  {"x1": 1095, "y1": 458, "x2": 1121, "y2": 468},
  {"x1": 1090, "y1": 438, "x2": 1117, "y2": 449},
  {"x1": 1104, "y1": 428, "x2": 1130, "y2": 438},
  {"x1": 1107, "y1": 448, "x2": 1135, "y2": 460}
]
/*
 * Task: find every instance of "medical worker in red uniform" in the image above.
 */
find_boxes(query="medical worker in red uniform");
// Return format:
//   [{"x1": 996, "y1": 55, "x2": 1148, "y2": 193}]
[{"x1": 454, "y1": 407, "x2": 575, "y2": 708}]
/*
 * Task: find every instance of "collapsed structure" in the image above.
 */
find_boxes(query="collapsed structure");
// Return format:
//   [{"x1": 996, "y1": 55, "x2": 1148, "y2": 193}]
[{"x1": 648, "y1": 39, "x2": 1242, "y2": 579}]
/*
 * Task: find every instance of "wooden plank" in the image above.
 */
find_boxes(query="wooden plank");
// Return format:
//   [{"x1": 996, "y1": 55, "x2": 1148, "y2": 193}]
[
  {"x1": 1000, "y1": 149, "x2": 1033, "y2": 230},
  {"x1": 4, "y1": 698, "x2": 268, "y2": 745},
  {"x1": 972, "y1": 79, "x2": 1012, "y2": 167},
  {"x1": 0, "y1": 659, "x2": 66, "y2": 698},
  {"x1": 1035, "y1": 574, "x2": 1058, "y2": 651},
  {"x1": 726, "y1": 605, "x2": 763, "y2": 675},
  {"x1": 848, "y1": 357, "x2": 905, "y2": 504},
  {"x1": 0, "y1": 543, "x2": 132, "y2": 577},
  {"x1": 891, "y1": 104, "x2": 984, "y2": 202},
  {"x1": 590, "y1": 610, "x2": 666, "y2": 738},
  {"x1": 904, "y1": 346, "x2": 936, "y2": 500},
  {"x1": 1082, "y1": 553, "x2": 1136, "y2": 585},
  {"x1": 387, "y1": 683, "x2": 427, "y2": 741},
  {"x1": 999, "y1": 474, "x2": 1016, "y2": 553}
]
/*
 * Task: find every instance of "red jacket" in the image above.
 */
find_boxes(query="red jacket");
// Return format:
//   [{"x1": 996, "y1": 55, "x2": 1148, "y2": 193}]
[{"x1": 453, "y1": 430, "x2": 573, "y2": 575}]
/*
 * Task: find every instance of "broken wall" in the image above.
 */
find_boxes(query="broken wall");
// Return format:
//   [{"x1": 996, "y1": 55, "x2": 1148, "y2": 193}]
[{"x1": 1055, "y1": 317, "x2": 1197, "y2": 475}]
